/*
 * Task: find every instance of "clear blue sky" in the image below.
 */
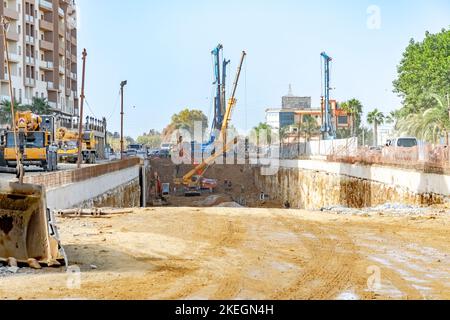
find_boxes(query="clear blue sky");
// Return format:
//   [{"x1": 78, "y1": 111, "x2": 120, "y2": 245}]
[{"x1": 76, "y1": 0, "x2": 450, "y2": 138}]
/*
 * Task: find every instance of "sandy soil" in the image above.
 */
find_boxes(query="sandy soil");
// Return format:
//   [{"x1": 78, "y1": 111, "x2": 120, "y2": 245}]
[{"x1": 0, "y1": 207, "x2": 449, "y2": 300}]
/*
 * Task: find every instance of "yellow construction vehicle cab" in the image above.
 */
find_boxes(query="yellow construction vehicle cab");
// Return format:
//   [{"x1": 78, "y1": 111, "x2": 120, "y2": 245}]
[
  {"x1": 4, "y1": 112, "x2": 58, "y2": 172},
  {"x1": 56, "y1": 127, "x2": 102, "y2": 164}
]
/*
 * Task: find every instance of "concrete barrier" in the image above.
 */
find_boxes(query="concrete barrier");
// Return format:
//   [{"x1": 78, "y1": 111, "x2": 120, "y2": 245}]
[{"x1": 23, "y1": 159, "x2": 142, "y2": 211}]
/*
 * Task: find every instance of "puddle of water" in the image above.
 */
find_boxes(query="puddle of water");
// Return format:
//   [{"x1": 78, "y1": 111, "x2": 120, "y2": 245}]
[
  {"x1": 336, "y1": 290, "x2": 359, "y2": 300},
  {"x1": 370, "y1": 256, "x2": 393, "y2": 267},
  {"x1": 270, "y1": 261, "x2": 296, "y2": 273}
]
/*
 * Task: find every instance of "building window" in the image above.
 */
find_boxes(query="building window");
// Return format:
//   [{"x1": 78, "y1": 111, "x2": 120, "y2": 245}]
[
  {"x1": 280, "y1": 112, "x2": 295, "y2": 128},
  {"x1": 338, "y1": 116, "x2": 348, "y2": 125}
]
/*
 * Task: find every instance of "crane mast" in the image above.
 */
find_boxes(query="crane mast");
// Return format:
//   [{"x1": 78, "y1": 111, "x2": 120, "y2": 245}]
[
  {"x1": 321, "y1": 52, "x2": 336, "y2": 139},
  {"x1": 181, "y1": 51, "x2": 247, "y2": 184}
]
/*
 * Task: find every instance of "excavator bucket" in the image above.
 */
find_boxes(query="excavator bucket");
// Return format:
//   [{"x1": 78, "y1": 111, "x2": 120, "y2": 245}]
[{"x1": 0, "y1": 181, "x2": 66, "y2": 267}]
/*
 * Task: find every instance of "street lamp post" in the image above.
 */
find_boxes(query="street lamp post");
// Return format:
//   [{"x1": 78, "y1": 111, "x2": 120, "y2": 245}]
[{"x1": 120, "y1": 80, "x2": 127, "y2": 160}]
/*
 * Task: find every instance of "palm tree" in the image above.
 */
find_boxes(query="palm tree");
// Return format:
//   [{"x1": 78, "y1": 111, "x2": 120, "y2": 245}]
[
  {"x1": 252, "y1": 123, "x2": 273, "y2": 146},
  {"x1": 397, "y1": 94, "x2": 450, "y2": 144},
  {"x1": 300, "y1": 115, "x2": 320, "y2": 154},
  {"x1": 27, "y1": 97, "x2": 53, "y2": 115},
  {"x1": 0, "y1": 99, "x2": 26, "y2": 126},
  {"x1": 341, "y1": 99, "x2": 363, "y2": 136},
  {"x1": 367, "y1": 109, "x2": 385, "y2": 146}
]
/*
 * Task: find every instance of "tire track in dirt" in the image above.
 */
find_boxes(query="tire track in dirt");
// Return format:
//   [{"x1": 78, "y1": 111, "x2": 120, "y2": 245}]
[{"x1": 271, "y1": 216, "x2": 358, "y2": 299}]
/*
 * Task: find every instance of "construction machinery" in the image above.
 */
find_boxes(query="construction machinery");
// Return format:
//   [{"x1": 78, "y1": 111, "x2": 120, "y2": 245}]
[
  {"x1": 0, "y1": 128, "x2": 6, "y2": 167},
  {"x1": 3, "y1": 111, "x2": 58, "y2": 172},
  {"x1": 0, "y1": 181, "x2": 66, "y2": 267},
  {"x1": 320, "y1": 52, "x2": 336, "y2": 140},
  {"x1": 0, "y1": 17, "x2": 65, "y2": 268},
  {"x1": 56, "y1": 127, "x2": 101, "y2": 164},
  {"x1": 200, "y1": 44, "x2": 231, "y2": 154},
  {"x1": 56, "y1": 116, "x2": 106, "y2": 164},
  {"x1": 176, "y1": 50, "x2": 246, "y2": 196}
]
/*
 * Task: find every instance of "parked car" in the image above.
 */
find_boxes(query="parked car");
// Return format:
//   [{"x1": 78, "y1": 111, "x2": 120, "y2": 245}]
[
  {"x1": 148, "y1": 149, "x2": 160, "y2": 157},
  {"x1": 125, "y1": 149, "x2": 138, "y2": 157},
  {"x1": 389, "y1": 137, "x2": 418, "y2": 148},
  {"x1": 160, "y1": 143, "x2": 173, "y2": 151},
  {"x1": 158, "y1": 149, "x2": 171, "y2": 159}
]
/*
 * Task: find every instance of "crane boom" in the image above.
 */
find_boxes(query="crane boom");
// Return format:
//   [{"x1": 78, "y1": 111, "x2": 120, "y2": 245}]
[{"x1": 181, "y1": 51, "x2": 247, "y2": 184}]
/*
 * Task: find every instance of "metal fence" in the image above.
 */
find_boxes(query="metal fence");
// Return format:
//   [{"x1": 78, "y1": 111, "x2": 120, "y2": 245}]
[
  {"x1": 279, "y1": 138, "x2": 358, "y2": 159},
  {"x1": 327, "y1": 144, "x2": 450, "y2": 173}
]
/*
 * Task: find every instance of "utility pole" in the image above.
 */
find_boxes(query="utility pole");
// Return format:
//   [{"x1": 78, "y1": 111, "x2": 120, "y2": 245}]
[
  {"x1": 1, "y1": 16, "x2": 23, "y2": 182},
  {"x1": 77, "y1": 49, "x2": 87, "y2": 168},
  {"x1": 120, "y1": 80, "x2": 127, "y2": 160}
]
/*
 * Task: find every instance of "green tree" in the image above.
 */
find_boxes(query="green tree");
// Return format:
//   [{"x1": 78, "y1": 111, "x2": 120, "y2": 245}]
[
  {"x1": 25, "y1": 97, "x2": 53, "y2": 115},
  {"x1": 164, "y1": 108, "x2": 208, "y2": 139},
  {"x1": 397, "y1": 94, "x2": 450, "y2": 144},
  {"x1": 367, "y1": 109, "x2": 385, "y2": 146},
  {"x1": 136, "y1": 131, "x2": 162, "y2": 149},
  {"x1": 393, "y1": 28, "x2": 450, "y2": 114},
  {"x1": 340, "y1": 98, "x2": 363, "y2": 136},
  {"x1": 251, "y1": 122, "x2": 273, "y2": 146},
  {"x1": 0, "y1": 99, "x2": 27, "y2": 126},
  {"x1": 300, "y1": 115, "x2": 320, "y2": 153}
]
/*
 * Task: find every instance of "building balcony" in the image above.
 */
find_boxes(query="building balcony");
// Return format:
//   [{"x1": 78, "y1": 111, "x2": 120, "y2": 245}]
[
  {"x1": 40, "y1": 40, "x2": 54, "y2": 51},
  {"x1": 25, "y1": 56, "x2": 35, "y2": 65},
  {"x1": 39, "y1": 19, "x2": 53, "y2": 31},
  {"x1": 58, "y1": 7, "x2": 64, "y2": 17},
  {"x1": 25, "y1": 35, "x2": 35, "y2": 44},
  {"x1": 39, "y1": 60, "x2": 54, "y2": 69},
  {"x1": 70, "y1": 72, "x2": 77, "y2": 80},
  {"x1": 25, "y1": 78, "x2": 36, "y2": 87},
  {"x1": 25, "y1": 14, "x2": 35, "y2": 23},
  {"x1": 39, "y1": 0, "x2": 53, "y2": 11},
  {"x1": 48, "y1": 101, "x2": 57, "y2": 109},
  {"x1": 59, "y1": 65, "x2": 65, "y2": 74},
  {"x1": 2, "y1": 74, "x2": 10, "y2": 82},
  {"x1": 6, "y1": 30, "x2": 19, "y2": 42},
  {"x1": 47, "y1": 81, "x2": 57, "y2": 90},
  {"x1": 7, "y1": 52, "x2": 20, "y2": 63},
  {"x1": 4, "y1": 7, "x2": 19, "y2": 20}
]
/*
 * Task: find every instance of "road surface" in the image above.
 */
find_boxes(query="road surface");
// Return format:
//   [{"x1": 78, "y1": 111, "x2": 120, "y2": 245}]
[{"x1": 0, "y1": 207, "x2": 448, "y2": 300}]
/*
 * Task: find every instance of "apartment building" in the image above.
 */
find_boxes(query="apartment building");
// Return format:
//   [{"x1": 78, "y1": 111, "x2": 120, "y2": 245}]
[{"x1": 0, "y1": 0, "x2": 78, "y2": 118}]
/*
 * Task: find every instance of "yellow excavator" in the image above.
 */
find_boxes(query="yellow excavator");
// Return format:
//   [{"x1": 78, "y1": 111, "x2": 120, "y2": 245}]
[{"x1": 175, "y1": 51, "x2": 246, "y2": 196}]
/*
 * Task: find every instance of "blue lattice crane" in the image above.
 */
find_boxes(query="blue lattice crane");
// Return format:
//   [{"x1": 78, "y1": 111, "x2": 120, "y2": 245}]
[{"x1": 320, "y1": 52, "x2": 336, "y2": 139}]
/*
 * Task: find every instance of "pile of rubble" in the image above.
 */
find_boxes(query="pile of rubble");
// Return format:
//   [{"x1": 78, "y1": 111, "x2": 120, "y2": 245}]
[{"x1": 320, "y1": 203, "x2": 447, "y2": 217}]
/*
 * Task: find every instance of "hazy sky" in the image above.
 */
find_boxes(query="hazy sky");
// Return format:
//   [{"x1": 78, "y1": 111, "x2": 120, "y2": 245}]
[{"x1": 76, "y1": 0, "x2": 450, "y2": 138}]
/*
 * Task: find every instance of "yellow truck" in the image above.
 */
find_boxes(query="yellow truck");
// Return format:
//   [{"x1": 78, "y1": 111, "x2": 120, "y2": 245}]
[
  {"x1": 56, "y1": 127, "x2": 101, "y2": 164},
  {"x1": 4, "y1": 111, "x2": 58, "y2": 172}
]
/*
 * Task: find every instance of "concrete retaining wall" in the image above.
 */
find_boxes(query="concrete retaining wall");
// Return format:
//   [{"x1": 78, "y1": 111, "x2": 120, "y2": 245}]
[
  {"x1": 254, "y1": 160, "x2": 450, "y2": 209},
  {"x1": 25, "y1": 159, "x2": 142, "y2": 211},
  {"x1": 46, "y1": 165, "x2": 141, "y2": 210}
]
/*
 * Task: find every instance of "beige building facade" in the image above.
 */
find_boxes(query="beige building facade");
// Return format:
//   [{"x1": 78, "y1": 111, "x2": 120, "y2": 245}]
[{"x1": 0, "y1": 0, "x2": 78, "y2": 118}]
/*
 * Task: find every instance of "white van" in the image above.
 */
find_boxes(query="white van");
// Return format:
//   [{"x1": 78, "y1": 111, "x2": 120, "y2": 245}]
[
  {"x1": 160, "y1": 143, "x2": 173, "y2": 151},
  {"x1": 388, "y1": 137, "x2": 418, "y2": 148}
]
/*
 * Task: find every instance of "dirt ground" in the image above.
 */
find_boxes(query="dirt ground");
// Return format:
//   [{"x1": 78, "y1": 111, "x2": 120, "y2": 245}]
[{"x1": 0, "y1": 207, "x2": 449, "y2": 300}]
